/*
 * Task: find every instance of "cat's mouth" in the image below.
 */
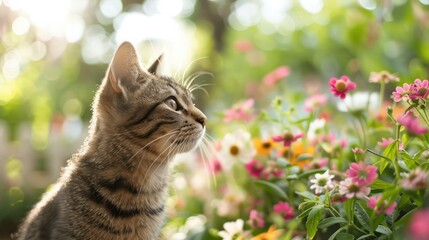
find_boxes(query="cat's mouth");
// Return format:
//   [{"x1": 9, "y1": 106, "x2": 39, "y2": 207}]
[{"x1": 171, "y1": 128, "x2": 205, "y2": 152}]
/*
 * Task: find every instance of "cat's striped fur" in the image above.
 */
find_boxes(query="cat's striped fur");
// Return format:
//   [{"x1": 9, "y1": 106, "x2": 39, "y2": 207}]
[{"x1": 16, "y1": 42, "x2": 207, "y2": 240}]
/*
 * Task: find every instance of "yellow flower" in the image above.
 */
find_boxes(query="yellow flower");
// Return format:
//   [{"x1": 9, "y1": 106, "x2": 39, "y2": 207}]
[
  {"x1": 251, "y1": 225, "x2": 283, "y2": 240},
  {"x1": 253, "y1": 138, "x2": 278, "y2": 157},
  {"x1": 278, "y1": 141, "x2": 315, "y2": 169}
]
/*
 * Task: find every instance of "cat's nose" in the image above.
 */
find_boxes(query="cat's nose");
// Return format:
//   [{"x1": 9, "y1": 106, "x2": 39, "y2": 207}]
[
  {"x1": 196, "y1": 116, "x2": 207, "y2": 127},
  {"x1": 193, "y1": 108, "x2": 207, "y2": 127}
]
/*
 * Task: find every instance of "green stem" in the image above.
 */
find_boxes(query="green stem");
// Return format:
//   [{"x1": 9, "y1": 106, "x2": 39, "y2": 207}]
[{"x1": 349, "y1": 199, "x2": 355, "y2": 225}]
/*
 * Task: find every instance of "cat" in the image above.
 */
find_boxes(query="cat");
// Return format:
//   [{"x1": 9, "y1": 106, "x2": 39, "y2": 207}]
[{"x1": 16, "y1": 42, "x2": 207, "y2": 240}]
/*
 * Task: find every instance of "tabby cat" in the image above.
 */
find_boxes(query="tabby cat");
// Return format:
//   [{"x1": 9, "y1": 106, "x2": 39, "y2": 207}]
[{"x1": 17, "y1": 42, "x2": 207, "y2": 240}]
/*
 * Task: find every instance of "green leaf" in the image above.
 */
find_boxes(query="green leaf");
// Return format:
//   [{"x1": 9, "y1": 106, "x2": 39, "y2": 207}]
[
  {"x1": 295, "y1": 191, "x2": 316, "y2": 200},
  {"x1": 336, "y1": 233, "x2": 355, "y2": 240},
  {"x1": 370, "y1": 179, "x2": 393, "y2": 190},
  {"x1": 399, "y1": 151, "x2": 417, "y2": 169},
  {"x1": 318, "y1": 217, "x2": 347, "y2": 229},
  {"x1": 328, "y1": 226, "x2": 348, "y2": 240},
  {"x1": 306, "y1": 205, "x2": 325, "y2": 240},
  {"x1": 354, "y1": 202, "x2": 370, "y2": 231},
  {"x1": 296, "y1": 154, "x2": 314, "y2": 161},
  {"x1": 298, "y1": 169, "x2": 326, "y2": 179},
  {"x1": 380, "y1": 140, "x2": 398, "y2": 174},
  {"x1": 375, "y1": 225, "x2": 392, "y2": 236},
  {"x1": 253, "y1": 179, "x2": 287, "y2": 200},
  {"x1": 356, "y1": 234, "x2": 376, "y2": 240},
  {"x1": 297, "y1": 205, "x2": 313, "y2": 220}
]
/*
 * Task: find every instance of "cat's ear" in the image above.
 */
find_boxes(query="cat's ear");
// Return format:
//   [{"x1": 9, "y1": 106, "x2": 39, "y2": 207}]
[
  {"x1": 147, "y1": 54, "x2": 163, "y2": 76},
  {"x1": 107, "y1": 42, "x2": 148, "y2": 98}
]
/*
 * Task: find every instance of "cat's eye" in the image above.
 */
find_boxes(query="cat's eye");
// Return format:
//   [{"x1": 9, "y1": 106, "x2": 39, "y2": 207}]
[{"x1": 165, "y1": 98, "x2": 178, "y2": 111}]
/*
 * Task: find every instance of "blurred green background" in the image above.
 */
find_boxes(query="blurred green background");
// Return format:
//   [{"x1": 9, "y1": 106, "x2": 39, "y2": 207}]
[{"x1": 1, "y1": 0, "x2": 429, "y2": 238}]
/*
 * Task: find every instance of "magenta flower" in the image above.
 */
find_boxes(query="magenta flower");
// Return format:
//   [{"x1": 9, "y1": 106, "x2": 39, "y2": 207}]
[
  {"x1": 410, "y1": 79, "x2": 429, "y2": 100},
  {"x1": 248, "y1": 210, "x2": 265, "y2": 228},
  {"x1": 245, "y1": 159, "x2": 264, "y2": 179},
  {"x1": 408, "y1": 208, "x2": 429, "y2": 240},
  {"x1": 223, "y1": 99, "x2": 255, "y2": 122},
  {"x1": 263, "y1": 66, "x2": 290, "y2": 86},
  {"x1": 338, "y1": 178, "x2": 371, "y2": 199},
  {"x1": 329, "y1": 76, "x2": 356, "y2": 99},
  {"x1": 304, "y1": 93, "x2": 328, "y2": 112},
  {"x1": 392, "y1": 83, "x2": 412, "y2": 102},
  {"x1": 397, "y1": 111, "x2": 428, "y2": 136},
  {"x1": 367, "y1": 195, "x2": 397, "y2": 215},
  {"x1": 272, "y1": 132, "x2": 304, "y2": 147},
  {"x1": 273, "y1": 201, "x2": 294, "y2": 220},
  {"x1": 346, "y1": 162, "x2": 378, "y2": 186},
  {"x1": 377, "y1": 138, "x2": 404, "y2": 149}
]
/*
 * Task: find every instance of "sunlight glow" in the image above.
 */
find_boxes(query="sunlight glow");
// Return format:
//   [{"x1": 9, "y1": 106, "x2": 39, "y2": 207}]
[
  {"x1": 299, "y1": 0, "x2": 323, "y2": 14},
  {"x1": 157, "y1": 0, "x2": 183, "y2": 17},
  {"x1": 2, "y1": 52, "x2": 20, "y2": 80},
  {"x1": 100, "y1": 0, "x2": 123, "y2": 18},
  {"x1": 358, "y1": 0, "x2": 377, "y2": 10},
  {"x1": 12, "y1": 16, "x2": 30, "y2": 35}
]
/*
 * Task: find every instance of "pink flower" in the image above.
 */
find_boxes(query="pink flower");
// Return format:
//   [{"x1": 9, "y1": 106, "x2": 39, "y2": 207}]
[
  {"x1": 401, "y1": 168, "x2": 428, "y2": 190},
  {"x1": 346, "y1": 162, "x2": 378, "y2": 186},
  {"x1": 211, "y1": 158, "x2": 223, "y2": 174},
  {"x1": 408, "y1": 208, "x2": 429, "y2": 240},
  {"x1": 248, "y1": 210, "x2": 265, "y2": 228},
  {"x1": 304, "y1": 93, "x2": 328, "y2": 112},
  {"x1": 377, "y1": 138, "x2": 404, "y2": 149},
  {"x1": 273, "y1": 201, "x2": 294, "y2": 220},
  {"x1": 263, "y1": 66, "x2": 290, "y2": 86},
  {"x1": 223, "y1": 99, "x2": 255, "y2": 122},
  {"x1": 397, "y1": 111, "x2": 428, "y2": 136},
  {"x1": 234, "y1": 40, "x2": 253, "y2": 53},
  {"x1": 367, "y1": 195, "x2": 397, "y2": 215},
  {"x1": 245, "y1": 159, "x2": 264, "y2": 179},
  {"x1": 329, "y1": 76, "x2": 356, "y2": 99},
  {"x1": 272, "y1": 132, "x2": 304, "y2": 147},
  {"x1": 338, "y1": 178, "x2": 371, "y2": 199},
  {"x1": 369, "y1": 71, "x2": 399, "y2": 84},
  {"x1": 410, "y1": 79, "x2": 429, "y2": 100},
  {"x1": 392, "y1": 83, "x2": 412, "y2": 102}
]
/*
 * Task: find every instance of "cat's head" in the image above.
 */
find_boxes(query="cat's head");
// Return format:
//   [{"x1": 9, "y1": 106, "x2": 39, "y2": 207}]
[{"x1": 93, "y1": 42, "x2": 206, "y2": 155}]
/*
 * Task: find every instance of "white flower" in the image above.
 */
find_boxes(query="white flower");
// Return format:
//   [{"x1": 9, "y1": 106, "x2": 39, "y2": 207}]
[
  {"x1": 339, "y1": 178, "x2": 371, "y2": 199},
  {"x1": 307, "y1": 118, "x2": 326, "y2": 141},
  {"x1": 336, "y1": 92, "x2": 379, "y2": 113},
  {"x1": 310, "y1": 170, "x2": 334, "y2": 194},
  {"x1": 218, "y1": 129, "x2": 256, "y2": 169},
  {"x1": 218, "y1": 219, "x2": 245, "y2": 240}
]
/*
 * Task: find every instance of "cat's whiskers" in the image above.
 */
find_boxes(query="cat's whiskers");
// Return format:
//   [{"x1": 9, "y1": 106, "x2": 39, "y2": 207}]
[
  {"x1": 138, "y1": 133, "x2": 180, "y2": 195},
  {"x1": 179, "y1": 57, "x2": 208, "y2": 86}
]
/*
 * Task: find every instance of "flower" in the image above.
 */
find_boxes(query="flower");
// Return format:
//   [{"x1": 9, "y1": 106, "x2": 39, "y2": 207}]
[
  {"x1": 410, "y1": 79, "x2": 429, "y2": 100},
  {"x1": 273, "y1": 201, "x2": 295, "y2": 220},
  {"x1": 346, "y1": 162, "x2": 378, "y2": 186},
  {"x1": 218, "y1": 219, "x2": 246, "y2": 240},
  {"x1": 377, "y1": 138, "x2": 404, "y2": 149},
  {"x1": 249, "y1": 210, "x2": 265, "y2": 228},
  {"x1": 304, "y1": 157, "x2": 329, "y2": 170},
  {"x1": 234, "y1": 40, "x2": 253, "y2": 53},
  {"x1": 253, "y1": 138, "x2": 277, "y2": 156},
  {"x1": 304, "y1": 93, "x2": 328, "y2": 112},
  {"x1": 278, "y1": 141, "x2": 315, "y2": 169},
  {"x1": 369, "y1": 71, "x2": 399, "y2": 83},
  {"x1": 401, "y1": 168, "x2": 428, "y2": 190},
  {"x1": 251, "y1": 225, "x2": 283, "y2": 240},
  {"x1": 261, "y1": 160, "x2": 285, "y2": 179},
  {"x1": 367, "y1": 195, "x2": 397, "y2": 215},
  {"x1": 397, "y1": 111, "x2": 428, "y2": 136},
  {"x1": 218, "y1": 129, "x2": 256, "y2": 169},
  {"x1": 272, "y1": 132, "x2": 304, "y2": 147},
  {"x1": 336, "y1": 92, "x2": 379, "y2": 113},
  {"x1": 263, "y1": 66, "x2": 290, "y2": 86},
  {"x1": 408, "y1": 208, "x2": 429, "y2": 240},
  {"x1": 309, "y1": 170, "x2": 335, "y2": 194},
  {"x1": 392, "y1": 83, "x2": 412, "y2": 102},
  {"x1": 329, "y1": 76, "x2": 356, "y2": 99},
  {"x1": 245, "y1": 159, "x2": 265, "y2": 178},
  {"x1": 224, "y1": 99, "x2": 256, "y2": 122},
  {"x1": 339, "y1": 178, "x2": 371, "y2": 199}
]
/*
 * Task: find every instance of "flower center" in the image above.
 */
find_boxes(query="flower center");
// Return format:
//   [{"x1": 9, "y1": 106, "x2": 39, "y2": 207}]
[
  {"x1": 418, "y1": 87, "x2": 427, "y2": 96},
  {"x1": 357, "y1": 169, "x2": 368, "y2": 179},
  {"x1": 262, "y1": 142, "x2": 272, "y2": 149},
  {"x1": 229, "y1": 145, "x2": 240, "y2": 156},
  {"x1": 317, "y1": 178, "x2": 328, "y2": 187},
  {"x1": 335, "y1": 80, "x2": 347, "y2": 92},
  {"x1": 348, "y1": 183, "x2": 361, "y2": 193},
  {"x1": 283, "y1": 132, "x2": 294, "y2": 141}
]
